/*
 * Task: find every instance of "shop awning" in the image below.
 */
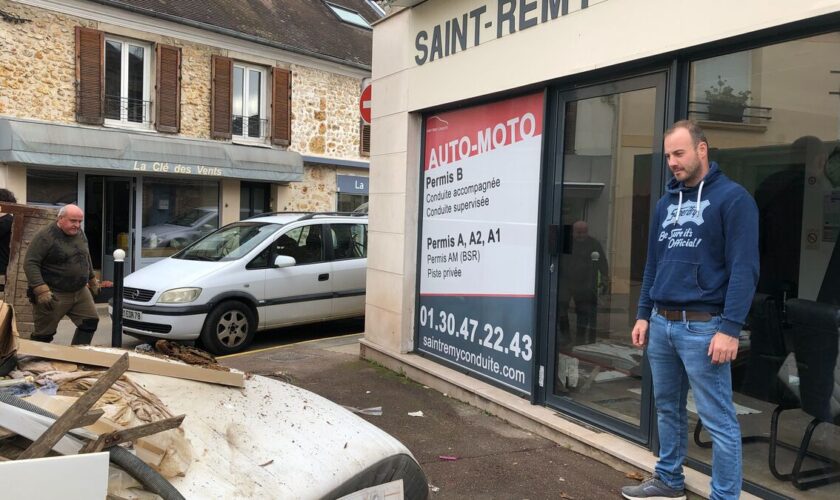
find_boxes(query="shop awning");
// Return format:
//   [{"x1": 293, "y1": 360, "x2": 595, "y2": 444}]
[{"x1": 0, "y1": 118, "x2": 303, "y2": 183}]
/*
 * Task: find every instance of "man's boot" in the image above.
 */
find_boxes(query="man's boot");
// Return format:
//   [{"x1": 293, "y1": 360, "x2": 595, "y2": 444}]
[
  {"x1": 70, "y1": 318, "x2": 98, "y2": 345},
  {"x1": 30, "y1": 332, "x2": 56, "y2": 343}
]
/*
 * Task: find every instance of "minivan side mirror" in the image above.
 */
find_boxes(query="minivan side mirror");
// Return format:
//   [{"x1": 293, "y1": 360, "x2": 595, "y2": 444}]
[{"x1": 274, "y1": 255, "x2": 296, "y2": 268}]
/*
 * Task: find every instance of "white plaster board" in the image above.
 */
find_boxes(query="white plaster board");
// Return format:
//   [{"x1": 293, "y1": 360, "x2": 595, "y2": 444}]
[{"x1": 0, "y1": 452, "x2": 109, "y2": 500}]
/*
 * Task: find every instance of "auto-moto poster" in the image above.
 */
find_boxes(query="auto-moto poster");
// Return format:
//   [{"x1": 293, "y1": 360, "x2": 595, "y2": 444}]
[{"x1": 417, "y1": 92, "x2": 543, "y2": 394}]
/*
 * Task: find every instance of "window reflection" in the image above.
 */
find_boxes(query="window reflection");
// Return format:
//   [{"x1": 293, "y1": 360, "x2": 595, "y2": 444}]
[
  {"x1": 689, "y1": 32, "x2": 840, "y2": 498},
  {"x1": 141, "y1": 178, "x2": 219, "y2": 259},
  {"x1": 25, "y1": 170, "x2": 78, "y2": 207}
]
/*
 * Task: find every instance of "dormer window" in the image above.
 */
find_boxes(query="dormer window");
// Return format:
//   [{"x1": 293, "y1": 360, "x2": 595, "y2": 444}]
[
  {"x1": 104, "y1": 36, "x2": 151, "y2": 127},
  {"x1": 325, "y1": 2, "x2": 371, "y2": 29}
]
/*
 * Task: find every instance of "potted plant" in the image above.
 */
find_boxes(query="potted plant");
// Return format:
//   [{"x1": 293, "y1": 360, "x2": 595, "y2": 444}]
[{"x1": 704, "y1": 76, "x2": 751, "y2": 122}]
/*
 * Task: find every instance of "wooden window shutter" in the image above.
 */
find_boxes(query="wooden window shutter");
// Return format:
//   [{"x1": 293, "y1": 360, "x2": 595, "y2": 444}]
[
  {"x1": 155, "y1": 44, "x2": 181, "y2": 133},
  {"x1": 360, "y1": 122, "x2": 371, "y2": 157},
  {"x1": 75, "y1": 26, "x2": 104, "y2": 125},
  {"x1": 271, "y1": 67, "x2": 291, "y2": 146},
  {"x1": 211, "y1": 55, "x2": 232, "y2": 139}
]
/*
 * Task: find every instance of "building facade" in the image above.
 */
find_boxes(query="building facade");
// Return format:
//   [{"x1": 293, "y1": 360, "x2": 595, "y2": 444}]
[
  {"x1": 0, "y1": 0, "x2": 377, "y2": 280},
  {"x1": 364, "y1": 1, "x2": 840, "y2": 498}
]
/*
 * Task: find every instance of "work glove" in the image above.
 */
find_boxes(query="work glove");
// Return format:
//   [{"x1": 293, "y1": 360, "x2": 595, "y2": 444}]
[
  {"x1": 33, "y1": 284, "x2": 54, "y2": 311},
  {"x1": 88, "y1": 278, "x2": 101, "y2": 297}
]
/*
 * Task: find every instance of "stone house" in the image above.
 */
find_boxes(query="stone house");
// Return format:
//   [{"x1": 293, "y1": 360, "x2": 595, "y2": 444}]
[{"x1": 0, "y1": 0, "x2": 378, "y2": 280}]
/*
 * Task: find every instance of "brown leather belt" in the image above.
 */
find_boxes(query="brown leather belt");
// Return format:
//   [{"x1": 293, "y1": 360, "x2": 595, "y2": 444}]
[{"x1": 657, "y1": 309, "x2": 718, "y2": 321}]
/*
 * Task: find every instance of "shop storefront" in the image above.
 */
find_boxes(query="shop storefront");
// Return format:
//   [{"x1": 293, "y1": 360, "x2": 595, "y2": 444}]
[
  {"x1": 336, "y1": 174, "x2": 370, "y2": 211},
  {"x1": 364, "y1": 1, "x2": 840, "y2": 498},
  {"x1": 1, "y1": 117, "x2": 302, "y2": 281}
]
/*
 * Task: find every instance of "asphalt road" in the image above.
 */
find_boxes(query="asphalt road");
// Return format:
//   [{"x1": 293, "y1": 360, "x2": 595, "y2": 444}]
[{"x1": 54, "y1": 303, "x2": 365, "y2": 352}]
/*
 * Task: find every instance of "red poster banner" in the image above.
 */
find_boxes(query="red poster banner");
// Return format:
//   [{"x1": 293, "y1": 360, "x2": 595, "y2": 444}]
[{"x1": 424, "y1": 92, "x2": 544, "y2": 171}]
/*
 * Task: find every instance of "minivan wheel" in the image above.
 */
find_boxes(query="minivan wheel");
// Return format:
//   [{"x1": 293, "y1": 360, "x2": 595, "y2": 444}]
[{"x1": 200, "y1": 301, "x2": 256, "y2": 355}]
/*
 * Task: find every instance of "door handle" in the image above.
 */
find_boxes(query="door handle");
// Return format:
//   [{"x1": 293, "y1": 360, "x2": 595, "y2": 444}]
[{"x1": 318, "y1": 273, "x2": 329, "y2": 281}]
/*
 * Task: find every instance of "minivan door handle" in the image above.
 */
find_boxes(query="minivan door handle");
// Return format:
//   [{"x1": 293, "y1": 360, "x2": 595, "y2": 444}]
[{"x1": 318, "y1": 273, "x2": 330, "y2": 281}]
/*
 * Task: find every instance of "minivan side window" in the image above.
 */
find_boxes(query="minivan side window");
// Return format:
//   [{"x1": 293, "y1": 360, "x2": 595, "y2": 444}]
[
  {"x1": 246, "y1": 246, "x2": 271, "y2": 269},
  {"x1": 331, "y1": 223, "x2": 367, "y2": 260},
  {"x1": 275, "y1": 225, "x2": 324, "y2": 265}
]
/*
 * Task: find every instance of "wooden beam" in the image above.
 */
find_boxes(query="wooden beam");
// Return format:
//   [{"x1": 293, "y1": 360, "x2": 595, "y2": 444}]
[
  {"x1": 17, "y1": 339, "x2": 244, "y2": 388},
  {"x1": 18, "y1": 354, "x2": 129, "y2": 459},
  {"x1": 77, "y1": 409, "x2": 105, "y2": 428},
  {"x1": 80, "y1": 414, "x2": 185, "y2": 454}
]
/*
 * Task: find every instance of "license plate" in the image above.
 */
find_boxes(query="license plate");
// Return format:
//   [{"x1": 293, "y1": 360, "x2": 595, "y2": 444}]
[{"x1": 122, "y1": 309, "x2": 142, "y2": 321}]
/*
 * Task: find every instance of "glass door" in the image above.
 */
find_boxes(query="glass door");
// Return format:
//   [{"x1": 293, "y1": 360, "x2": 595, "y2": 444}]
[
  {"x1": 85, "y1": 175, "x2": 134, "y2": 283},
  {"x1": 544, "y1": 73, "x2": 667, "y2": 443}
]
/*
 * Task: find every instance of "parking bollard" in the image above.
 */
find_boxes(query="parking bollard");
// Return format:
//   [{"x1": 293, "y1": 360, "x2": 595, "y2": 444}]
[{"x1": 111, "y1": 249, "x2": 125, "y2": 348}]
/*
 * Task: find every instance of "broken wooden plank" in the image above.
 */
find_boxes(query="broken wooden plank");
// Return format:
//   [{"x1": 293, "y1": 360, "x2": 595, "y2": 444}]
[
  {"x1": 18, "y1": 339, "x2": 244, "y2": 388},
  {"x1": 18, "y1": 353, "x2": 129, "y2": 459},
  {"x1": 80, "y1": 414, "x2": 185, "y2": 454},
  {"x1": 76, "y1": 409, "x2": 105, "y2": 428}
]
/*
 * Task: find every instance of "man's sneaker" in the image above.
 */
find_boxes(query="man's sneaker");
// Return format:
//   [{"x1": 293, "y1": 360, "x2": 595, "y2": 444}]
[{"x1": 621, "y1": 477, "x2": 686, "y2": 500}]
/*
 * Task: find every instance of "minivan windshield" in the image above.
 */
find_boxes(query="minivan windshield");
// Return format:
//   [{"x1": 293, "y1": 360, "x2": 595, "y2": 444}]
[{"x1": 173, "y1": 222, "x2": 281, "y2": 262}]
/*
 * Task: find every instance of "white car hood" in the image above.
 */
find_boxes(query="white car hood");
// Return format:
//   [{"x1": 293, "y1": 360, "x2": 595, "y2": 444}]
[
  {"x1": 125, "y1": 257, "x2": 224, "y2": 293},
  {"x1": 128, "y1": 371, "x2": 413, "y2": 498}
]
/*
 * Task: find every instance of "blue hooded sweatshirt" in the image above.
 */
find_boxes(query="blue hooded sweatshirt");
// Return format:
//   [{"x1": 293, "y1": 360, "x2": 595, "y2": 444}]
[{"x1": 637, "y1": 162, "x2": 759, "y2": 337}]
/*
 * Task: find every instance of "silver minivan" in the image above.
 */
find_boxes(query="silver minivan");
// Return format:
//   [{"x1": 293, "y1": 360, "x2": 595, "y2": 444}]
[{"x1": 115, "y1": 212, "x2": 368, "y2": 354}]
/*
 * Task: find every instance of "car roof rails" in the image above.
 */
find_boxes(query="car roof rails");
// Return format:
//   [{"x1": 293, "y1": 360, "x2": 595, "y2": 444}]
[
  {"x1": 243, "y1": 211, "x2": 311, "y2": 220},
  {"x1": 296, "y1": 212, "x2": 368, "y2": 221}
]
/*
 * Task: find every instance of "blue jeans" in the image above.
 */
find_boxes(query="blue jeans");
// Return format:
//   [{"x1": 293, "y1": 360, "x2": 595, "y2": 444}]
[{"x1": 647, "y1": 310, "x2": 742, "y2": 499}]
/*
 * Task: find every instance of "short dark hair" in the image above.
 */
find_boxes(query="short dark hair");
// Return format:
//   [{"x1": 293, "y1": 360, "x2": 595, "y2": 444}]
[
  {"x1": 791, "y1": 135, "x2": 824, "y2": 165},
  {"x1": 0, "y1": 188, "x2": 16, "y2": 203},
  {"x1": 665, "y1": 120, "x2": 709, "y2": 149}
]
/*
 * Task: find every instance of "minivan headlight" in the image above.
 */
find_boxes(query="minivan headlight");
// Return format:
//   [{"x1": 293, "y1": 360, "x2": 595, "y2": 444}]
[{"x1": 158, "y1": 288, "x2": 202, "y2": 304}]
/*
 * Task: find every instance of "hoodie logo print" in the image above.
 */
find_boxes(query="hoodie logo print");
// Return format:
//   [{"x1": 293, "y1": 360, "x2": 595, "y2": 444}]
[{"x1": 662, "y1": 200, "x2": 711, "y2": 228}]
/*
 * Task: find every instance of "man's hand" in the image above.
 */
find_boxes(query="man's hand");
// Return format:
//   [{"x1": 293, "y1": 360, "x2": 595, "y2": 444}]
[
  {"x1": 708, "y1": 332, "x2": 739, "y2": 364},
  {"x1": 88, "y1": 278, "x2": 101, "y2": 297},
  {"x1": 33, "y1": 284, "x2": 54, "y2": 310},
  {"x1": 632, "y1": 319, "x2": 649, "y2": 347}
]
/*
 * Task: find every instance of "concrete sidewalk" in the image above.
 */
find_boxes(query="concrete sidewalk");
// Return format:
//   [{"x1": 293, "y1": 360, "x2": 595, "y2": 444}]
[{"x1": 219, "y1": 334, "x2": 640, "y2": 499}]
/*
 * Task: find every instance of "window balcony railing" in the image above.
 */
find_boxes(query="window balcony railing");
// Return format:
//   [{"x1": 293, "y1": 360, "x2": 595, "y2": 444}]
[
  {"x1": 688, "y1": 100, "x2": 772, "y2": 125},
  {"x1": 233, "y1": 115, "x2": 268, "y2": 139},
  {"x1": 104, "y1": 94, "x2": 151, "y2": 125}
]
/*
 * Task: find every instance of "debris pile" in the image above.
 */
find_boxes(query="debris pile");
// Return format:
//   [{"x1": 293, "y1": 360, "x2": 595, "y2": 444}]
[{"x1": 0, "y1": 300, "x2": 245, "y2": 499}]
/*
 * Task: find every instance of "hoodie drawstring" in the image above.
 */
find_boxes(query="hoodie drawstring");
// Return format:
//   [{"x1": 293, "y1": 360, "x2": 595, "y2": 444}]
[
  {"x1": 696, "y1": 180, "x2": 705, "y2": 214},
  {"x1": 674, "y1": 191, "x2": 683, "y2": 226},
  {"x1": 673, "y1": 180, "x2": 705, "y2": 226}
]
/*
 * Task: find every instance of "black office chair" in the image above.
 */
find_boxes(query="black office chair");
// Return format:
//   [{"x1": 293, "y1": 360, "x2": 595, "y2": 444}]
[{"x1": 771, "y1": 298, "x2": 840, "y2": 490}]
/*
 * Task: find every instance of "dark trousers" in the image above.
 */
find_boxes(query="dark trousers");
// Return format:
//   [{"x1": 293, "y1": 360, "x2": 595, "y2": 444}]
[
  {"x1": 31, "y1": 288, "x2": 99, "y2": 345},
  {"x1": 558, "y1": 290, "x2": 598, "y2": 346}
]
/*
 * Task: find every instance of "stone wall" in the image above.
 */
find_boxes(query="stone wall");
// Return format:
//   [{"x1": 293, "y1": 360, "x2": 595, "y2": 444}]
[
  {"x1": 175, "y1": 42, "x2": 215, "y2": 140},
  {"x1": 0, "y1": 1, "x2": 83, "y2": 122},
  {"x1": 278, "y1": 165, "x2": 336, "y2": 212},
  {"x1": 0, "y1": 0, "x2": 369, "y2": 211},
  {"x1": 291, "y1": 65, "x2": 365, "y2": 160}
]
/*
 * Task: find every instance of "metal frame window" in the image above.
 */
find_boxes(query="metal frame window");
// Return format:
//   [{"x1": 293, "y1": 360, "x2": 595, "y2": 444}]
[
  {"x1": 104, "y1": 36, "x2": 152, "y2": 128},
  {"x1": 324, "y1": 1, "x2": 371, "y2": 29},
  {"x1": 232, "y1": 63, "x2": 268, "y2": 140}
]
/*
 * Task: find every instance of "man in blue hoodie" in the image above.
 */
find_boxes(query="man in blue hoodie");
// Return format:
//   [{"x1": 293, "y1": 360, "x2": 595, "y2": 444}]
[{"x1": 621, "y1": 120, "x2": 758, "y2": 500}]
